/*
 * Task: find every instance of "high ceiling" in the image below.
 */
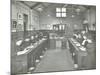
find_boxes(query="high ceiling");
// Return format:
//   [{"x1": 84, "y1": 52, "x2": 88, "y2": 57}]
[
  {"x1": 19, "y1": 1, "x2": 51, "y2": 11},
  {"x1": 18, "y1": 1, "x2": 92, "y2": 13}
]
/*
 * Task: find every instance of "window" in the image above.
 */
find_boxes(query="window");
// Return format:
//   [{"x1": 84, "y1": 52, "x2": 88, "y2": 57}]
[{"x1": 56, "y1": 8, "x2": 67, "y2": 17}]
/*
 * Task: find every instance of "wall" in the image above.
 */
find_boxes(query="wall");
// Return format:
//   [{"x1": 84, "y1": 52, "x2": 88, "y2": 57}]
[
  {"x1": 11, "y1": 1, "x2": 40, "y2": 30},
  {"x1": 31, "y1": 10, "x2": 40, "y2": 30},
  {"x1": 82, "y1": 6, "x2": 96, "y2": 30},
  {"x1": 11, "y1": 1, "x2": 40, "y2": 57},
  {"x1": 39, "y1": 4, "x2": 84, "y2": 36}
]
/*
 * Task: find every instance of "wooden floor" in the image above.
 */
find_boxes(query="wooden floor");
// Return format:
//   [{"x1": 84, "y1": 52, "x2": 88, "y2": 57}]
[{"x1": 33, "y1": 48, "x2": 75, "y2": 73}]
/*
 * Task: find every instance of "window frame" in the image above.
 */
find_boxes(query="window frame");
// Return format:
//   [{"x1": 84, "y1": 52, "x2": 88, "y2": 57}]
[{"x1": 56, "y1": 8, "x2": 67, "y2": 17}]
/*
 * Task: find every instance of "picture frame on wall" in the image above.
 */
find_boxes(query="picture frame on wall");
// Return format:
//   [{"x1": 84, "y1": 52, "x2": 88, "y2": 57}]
[
  {"x1": 11, "y1": 19, "x2": 17, "y2": 32},
  {"x1": 17, "y1": 13, "x2": 23, "y2": 20}
]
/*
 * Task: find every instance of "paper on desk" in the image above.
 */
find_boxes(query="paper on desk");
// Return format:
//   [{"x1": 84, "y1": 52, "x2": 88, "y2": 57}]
[
  {"x1": 17, "y1": 50, "x2": 28, "y2": 55},
  {"x1": 25, "y1": 38, "x2": 30, "y2": 42},
  {"x1": 76, "y1": 43, "x2": 81, "y2": 46},
  {"x1": 79, "y1": 46, "x2": 86, "y2": 51},
  {"x1": 16, "y1": 40, "x2": 23, "y2": 46}
]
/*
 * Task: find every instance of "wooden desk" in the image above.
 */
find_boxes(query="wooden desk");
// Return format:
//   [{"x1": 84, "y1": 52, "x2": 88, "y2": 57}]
[
  {"x1": 68, "y1": 38, "x2": 88, "y2": 69},
  {"x1": 11, "y1": 39, "x2": 48, "y2": 74},
  {"x1": 68, "y1": 38, "x2": 96, "y2": 69}
]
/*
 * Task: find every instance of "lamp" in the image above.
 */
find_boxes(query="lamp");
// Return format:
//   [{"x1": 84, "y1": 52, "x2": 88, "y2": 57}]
[
  {"x1": 37, "y1": 7, "x2": 43, "y2": 12},
  {"x1": 76, "y1": 8, "x2": 81, "y2": 15},
  {"x1": 71, "y1": 15, "x2": 75, "y2": 18},
  {"x1": 83, "y1": 20, "x2": 88, "y2": 24}
]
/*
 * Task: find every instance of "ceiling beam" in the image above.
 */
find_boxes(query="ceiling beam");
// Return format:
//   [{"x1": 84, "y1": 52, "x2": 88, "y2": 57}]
[
  {"x1": 30, "y1": 2, "x2": 41, "y2": 9},
  {"x1": 20, "y1": 1, "x2": 31, "y2": 8}
]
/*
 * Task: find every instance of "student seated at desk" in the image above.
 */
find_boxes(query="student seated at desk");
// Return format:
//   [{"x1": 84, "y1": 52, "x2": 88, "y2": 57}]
[
  {"x1": 30, "y1": 36, "x2": 35, "y2": 44},
  {"x1": 81, "y1": 35, "x2": 92, "y2": 47},
  {"x1": 73, "y1": 33, "x2": 78, "y2": 39},
  {"x1": 81, "y1": 35, "x2": 96, "y2": 69},
  {"x1": 73, "y1": 33, "x2": 84, "y2": 43}
]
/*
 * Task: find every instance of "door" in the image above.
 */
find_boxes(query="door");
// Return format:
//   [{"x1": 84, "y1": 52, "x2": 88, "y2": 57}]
[
  {"x1": 56, "y1": 40, "x2": 61, "y2": 48},
  {"x1": 23, "y1": 14, "x2": 28, "y2": 38}
]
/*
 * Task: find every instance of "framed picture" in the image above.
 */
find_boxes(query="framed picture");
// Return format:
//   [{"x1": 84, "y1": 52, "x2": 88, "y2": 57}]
[
  {"x1": 17, "y1": 13, "x2": 23, "y2": 20},
  {"x1": 11, "y1": 19, "x2": 17, "y2": 32}
]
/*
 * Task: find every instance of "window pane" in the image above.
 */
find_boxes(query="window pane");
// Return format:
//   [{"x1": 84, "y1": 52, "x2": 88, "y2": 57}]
[
  {"x1": 59, "y1": 25, "x2": 62, "y2": 30},
  {"x1": 62, "y1": 8, "x2": 66, "y2": 12},
  {"x1": 56, "y1": 13, "x2": 61, "y2": 17},
  {"x1": 62, "y1": 13, "x2": 66, "y2": 17},
  {"x1": 56, "y1": 8, "x2": 61, "y2": 12}
]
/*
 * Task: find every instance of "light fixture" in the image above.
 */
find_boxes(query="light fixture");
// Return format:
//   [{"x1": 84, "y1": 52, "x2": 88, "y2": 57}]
[
  {"x1": 71, "y1": 15, "x2": 75, "y2": 18},
  {"x1": 75, "y1": 8, "x2": 81, "y2": 15},
  {"x1": 83, "y1": 20, "x2": 88, "y2": 24},
  {"x1": 47, "y1": 14, "x2": 50, "y2": 17},
  {"x1": 76, "y1": 8, "x2": 80, "y2": 12},
  {"x1": 37, "y1": 7, "x2": 43, "y2": 12}
]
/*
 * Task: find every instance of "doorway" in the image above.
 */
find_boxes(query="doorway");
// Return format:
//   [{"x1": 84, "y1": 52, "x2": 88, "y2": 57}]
[{"x1": 23, "y1": 14, "x2": 28, "y2": 38}]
